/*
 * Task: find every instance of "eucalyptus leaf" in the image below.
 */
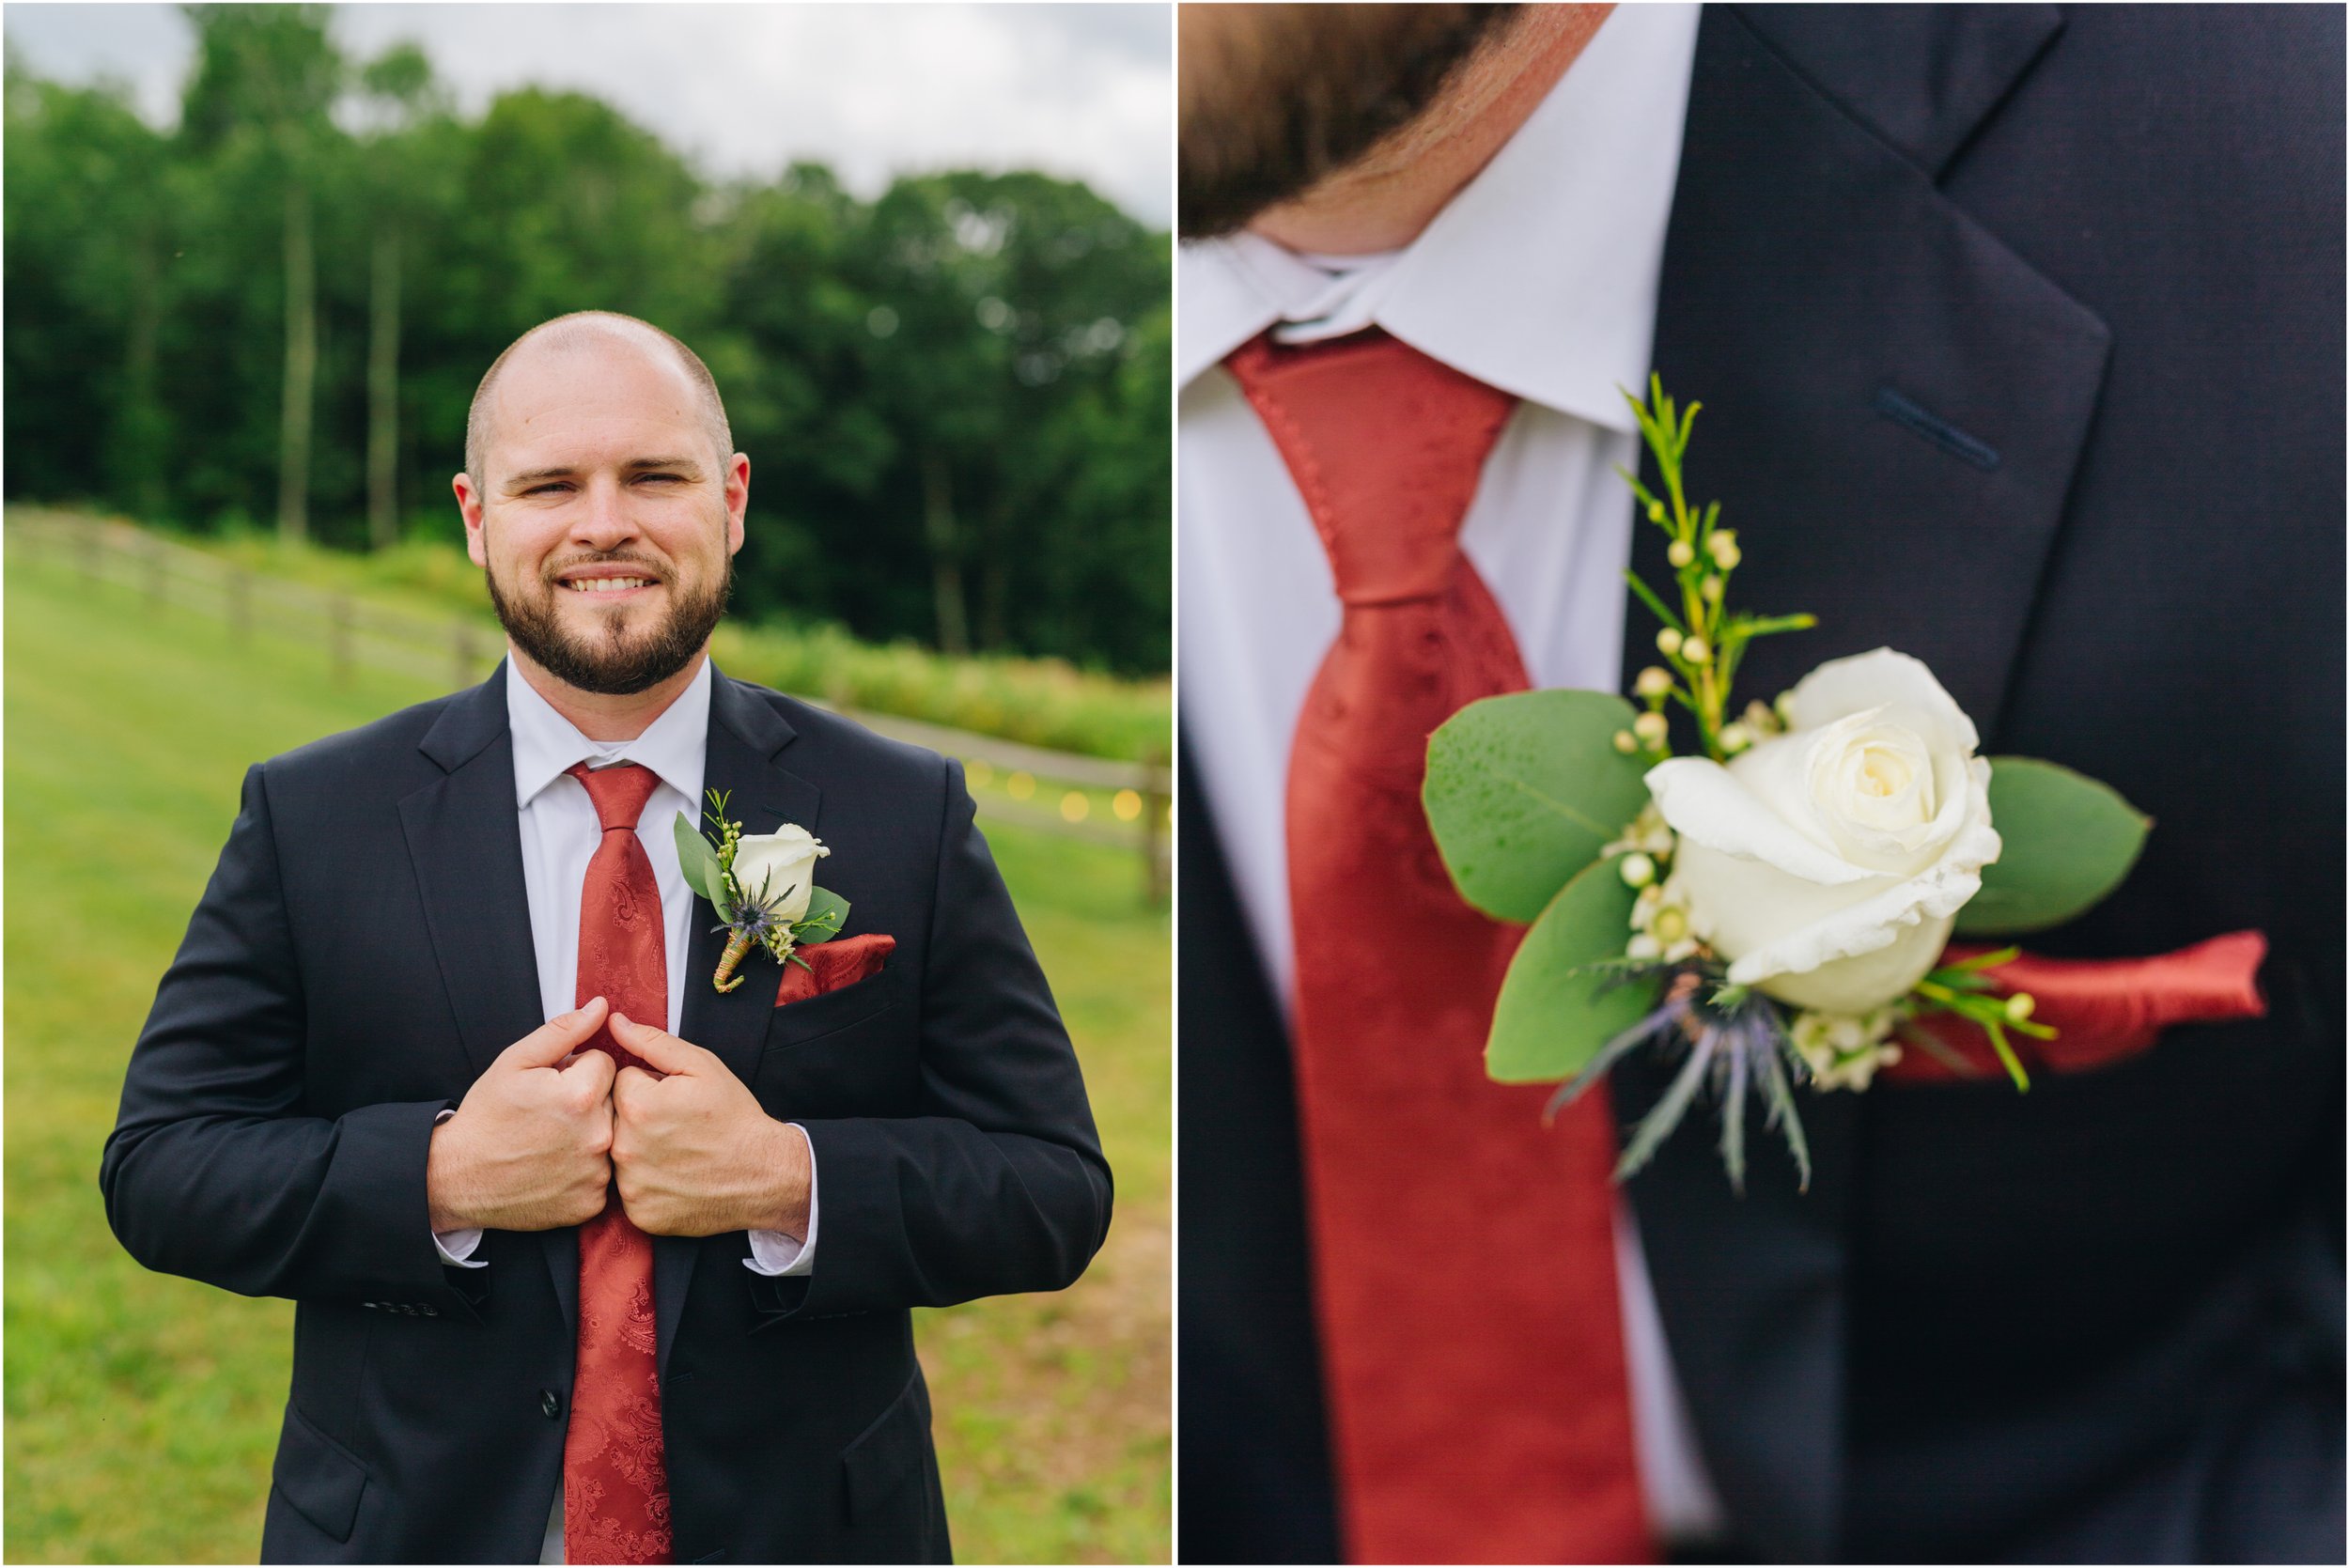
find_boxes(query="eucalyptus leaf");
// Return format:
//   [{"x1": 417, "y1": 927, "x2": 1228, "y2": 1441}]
[
  {"x1": 1486, "y1": 858, "x2": 1654, "y2": 1083},
  {"x1": 1425, "y1": 689, "x2": 1652, "y2": 924},
  {"x1": 672, "y1": 813, "x2": 726, "y2": 908},
  {"x1": 1955, "y1": 757, "x2": 2151, "y2": 936},
  {"x1": 793, "y1": 886, "x2": 849, "y2": 945}
]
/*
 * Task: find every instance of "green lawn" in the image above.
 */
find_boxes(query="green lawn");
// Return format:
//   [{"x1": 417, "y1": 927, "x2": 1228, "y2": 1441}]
[{"x1": 2, "y1": 551, "x2": 1170, "y2": 1563}]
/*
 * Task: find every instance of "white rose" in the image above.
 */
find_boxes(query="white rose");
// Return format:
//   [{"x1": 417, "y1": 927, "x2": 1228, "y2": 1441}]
[
  {"x1": 1643, "y1": 648, "x2": 2000, "y2": 1013},
  {"x1": 730, "y1": 824, "x2": 829, "y2": 924}
]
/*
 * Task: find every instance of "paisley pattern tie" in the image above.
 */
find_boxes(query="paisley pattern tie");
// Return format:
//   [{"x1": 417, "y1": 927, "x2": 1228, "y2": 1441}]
[
  {"x1": 563, "y1": 761, "x2": 673, "y2": 1564},
  {"x1": 1225, "y1": 329, "x2": 1650, "y2": 1563}
]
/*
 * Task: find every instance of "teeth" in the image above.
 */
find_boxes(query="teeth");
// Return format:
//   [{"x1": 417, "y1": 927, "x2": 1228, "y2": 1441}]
[{"x1": 568, "y1": 578, "x2": 650, "y2": 593}]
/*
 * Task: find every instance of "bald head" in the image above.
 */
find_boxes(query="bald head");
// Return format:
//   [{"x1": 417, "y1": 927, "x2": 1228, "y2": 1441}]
[{"x1": 464, "y1": 311, "x2": 733, "y2": 487}]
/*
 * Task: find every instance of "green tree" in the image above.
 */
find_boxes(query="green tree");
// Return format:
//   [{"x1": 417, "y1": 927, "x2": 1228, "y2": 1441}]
[
  {"x1": 2, "y1": 61, "x2": 177, "y2": 517},
  {"x1": 179, "y1": 3, "x2": 346, "y2": 544},
  {"x1": 825, "y1": 171, "x2": 1167, "y2": 660},
  {"x1": 353, "y1": 42, "x2": 448, "y2": 548}
]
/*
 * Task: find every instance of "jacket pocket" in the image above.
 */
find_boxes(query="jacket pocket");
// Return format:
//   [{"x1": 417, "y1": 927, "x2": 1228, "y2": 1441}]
[
  {"x1": 840, "y1": 1372, "x2": 929, "y2": 1526},
  {"x1": 765, "y1": 965, "x2": 910, "y2": 1052},
  {"x1": 272, "y1": 1402, "x2": 370, "y2": 1545}
]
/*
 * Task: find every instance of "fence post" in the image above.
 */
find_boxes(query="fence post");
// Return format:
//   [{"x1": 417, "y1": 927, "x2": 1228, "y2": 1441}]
[
  {"x1": 77, "y1": 520, "x2": 100, "y2": 585},
  {"x1": 143, "y1": 533, "x2": 167, "y2": 608},
  {"x1": 1140, "y1": 747, "x2": 1169, "y2": 905},
  {"x1": 329, "y1": 594, "x2": 354, "y2": 686},
  {"x1": 453, "y1": 617, "x2": 479, "y2": 690}
]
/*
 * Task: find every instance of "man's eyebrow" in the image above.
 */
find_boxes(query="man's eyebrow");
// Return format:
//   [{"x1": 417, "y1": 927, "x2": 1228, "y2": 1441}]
[{"x1": 501, "y1": 457, "x2": 705, "y2": 489}]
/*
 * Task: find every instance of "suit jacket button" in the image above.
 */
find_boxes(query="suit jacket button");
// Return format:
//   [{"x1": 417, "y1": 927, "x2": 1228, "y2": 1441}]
[
  {"x1": 541, "y1": 1389, "x2": 562, "y2": 1420},
  {"x1": 421, "y1": 1305, "x2": 439, "y2": 1318}
]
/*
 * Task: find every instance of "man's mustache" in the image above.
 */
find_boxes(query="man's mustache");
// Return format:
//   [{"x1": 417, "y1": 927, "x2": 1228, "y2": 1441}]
[{"x1": 541, "y1": 552, "x2": 670, "y2": 586}]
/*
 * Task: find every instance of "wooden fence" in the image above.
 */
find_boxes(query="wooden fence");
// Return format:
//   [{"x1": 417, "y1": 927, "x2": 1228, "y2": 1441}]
[{"x1": 9, "y1": 511, "x2": 1169, "y2": 900}]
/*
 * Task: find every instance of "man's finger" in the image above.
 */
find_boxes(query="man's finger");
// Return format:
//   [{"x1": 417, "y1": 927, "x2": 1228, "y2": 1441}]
[
  {"x1": 503, "y1": 997, "x2": 610, "y2": 1070},
  {"x1": 609, "y1": 1012, "x2": 705, "y2": 1076},
  {"x1": 561, "y1": 1044, "x2": 618, "y2": 1098}
]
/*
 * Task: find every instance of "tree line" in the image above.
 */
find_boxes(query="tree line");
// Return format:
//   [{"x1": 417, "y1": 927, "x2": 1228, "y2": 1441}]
[{"x1": 5, "y1": 6, "x2": 1172, "y2": 674}]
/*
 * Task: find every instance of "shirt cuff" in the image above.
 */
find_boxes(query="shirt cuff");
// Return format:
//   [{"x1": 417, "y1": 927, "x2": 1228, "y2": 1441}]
[
  {"x1": 430, "y1": 1108, "x2": 488, "y2": 1268},
  {"x1": 742, "y1": 1123, "x2": 817, "y2": 1277},
  {"x1": 434, "y1": 1226, "x2": 487, "y2": 1267}
]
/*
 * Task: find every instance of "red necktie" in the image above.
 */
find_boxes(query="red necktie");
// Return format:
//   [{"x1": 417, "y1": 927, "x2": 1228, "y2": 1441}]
[
  {"x1": 563, "y1": 761, "x2": 673, "y2": 1564},
  {"x1": 1226, "y1": 329, "x2": 1649, "y2": 1563}
]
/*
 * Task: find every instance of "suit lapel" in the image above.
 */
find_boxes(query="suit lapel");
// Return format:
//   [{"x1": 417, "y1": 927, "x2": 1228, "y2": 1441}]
[
  {"x1": 400, "y1": 664, "x2": 544, "y2": 1079},
  {"x1": 657, "y1": 667, "x2": 818, "y2": 1377},
  {"x1": 1619, "y1": 7, "x2": 2107, "y2": 1558},
  {"x1": 397, "y1": 664, "x2": 584, "y2": 1326}
]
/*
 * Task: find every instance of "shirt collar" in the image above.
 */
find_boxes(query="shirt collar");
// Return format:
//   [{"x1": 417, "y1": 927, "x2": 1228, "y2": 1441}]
[
  {"x1": 1175, "y1": 2, "x2": 1702, "y2": 430},
  {"x1": 506, "y1": 654, "x2": 714, "y2": 809}
]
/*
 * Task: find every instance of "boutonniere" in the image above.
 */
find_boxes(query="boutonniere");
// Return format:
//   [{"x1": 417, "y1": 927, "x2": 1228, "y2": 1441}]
[
  {"x1": 673, "y1": 790, "x2": 850, "y2": 993},
  {"x1": 1422, "y1": 378, "x2": 2171, "y2": 1191}
]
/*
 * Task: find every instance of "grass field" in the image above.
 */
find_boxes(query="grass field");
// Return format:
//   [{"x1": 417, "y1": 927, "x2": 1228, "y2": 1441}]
[{"x1": 2, "y1": 551, "x2": 1170, "y2": 1563}]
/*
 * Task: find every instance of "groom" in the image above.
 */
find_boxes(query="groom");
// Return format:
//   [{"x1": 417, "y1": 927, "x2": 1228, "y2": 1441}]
[
  {"x1": 1179, "y1": 5, "x2": 2341, "y2": 1563},
  {"x1": 103, "y1": 311, "x2": 1110, "y2": 1563}
]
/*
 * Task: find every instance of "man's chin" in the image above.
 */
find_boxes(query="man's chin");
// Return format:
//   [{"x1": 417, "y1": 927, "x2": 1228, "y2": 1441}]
[
  {"x1": 501, "y1": 603, "x2": 693, "y2": 696},
  {"x1": 553, "y1": 593, "x2": 664, "y2": 638},
  {"x1": 488, "y1": 564, "x2": 729, "y2": 699},
  {"x1": 529, "y1": 640, "x2": 701, "y2": 697}
]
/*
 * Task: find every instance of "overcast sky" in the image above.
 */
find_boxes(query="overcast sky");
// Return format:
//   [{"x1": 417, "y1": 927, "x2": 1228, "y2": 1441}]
[{"x1": 3, "y1": 3, "x2": 1173, "y2": 225}]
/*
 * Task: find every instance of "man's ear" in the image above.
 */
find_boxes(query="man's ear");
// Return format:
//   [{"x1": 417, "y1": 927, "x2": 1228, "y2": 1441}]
[
  {"x1": 725, "y1": 452, "x2": 751, "y2": 557},
  {"x1": 453, "y1": 473, "x2": 489, "y2": 567}
]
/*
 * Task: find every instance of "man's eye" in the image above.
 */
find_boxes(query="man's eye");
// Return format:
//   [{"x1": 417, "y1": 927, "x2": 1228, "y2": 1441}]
[
  {"x1": 637, "y1": 473, "x2": 684, "y2": 485},
  {"x1": 523, "y1": 482, "x2": 571, "y2": 496}
]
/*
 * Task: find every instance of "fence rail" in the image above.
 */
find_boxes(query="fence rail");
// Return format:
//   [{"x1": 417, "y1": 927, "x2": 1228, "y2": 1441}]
[{"x1": 9, "y1": 511, "x2": 1169, "y2": 900}]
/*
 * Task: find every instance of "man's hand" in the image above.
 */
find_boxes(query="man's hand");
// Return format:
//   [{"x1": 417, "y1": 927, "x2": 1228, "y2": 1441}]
[
  {"x1": 608, "y1": 1013, "x2": 811, "y2": 1238},
  {"x1": 426, "y1": 998, "x2": 617, "y2": 1234}
]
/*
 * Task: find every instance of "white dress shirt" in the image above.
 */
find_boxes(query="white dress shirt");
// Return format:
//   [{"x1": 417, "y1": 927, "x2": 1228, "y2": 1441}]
[
  {"x1": 1176, "y1": 3, "x2": 1726, "y2": 1542},
  {"x1": 427, "y1": 656, "x2": 817, "y2": 1562}
]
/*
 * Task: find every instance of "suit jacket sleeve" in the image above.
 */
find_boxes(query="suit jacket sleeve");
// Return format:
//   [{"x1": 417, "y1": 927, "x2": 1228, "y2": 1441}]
[
  {"x1": 100, "y1": 764, "x2": 472, "y2": 1314},
  {"x1": 761, "y1": 756, "x2": 1112, "y2": 1320}
]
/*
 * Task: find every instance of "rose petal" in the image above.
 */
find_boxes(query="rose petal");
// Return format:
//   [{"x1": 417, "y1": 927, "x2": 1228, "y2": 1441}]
[
  {"x1": 1785, "y1": 647, "x2": 1979, "y2": 756},
  {"x1": 1722, "y1": 798, "x2": 2001, "y2": 994},
  {"x1": 1758, "y1": 913, "x2": 1956, "y2": 1016},
  {"x1": 1645, "y1": 756, "x2": 1875, "y2": 887}
]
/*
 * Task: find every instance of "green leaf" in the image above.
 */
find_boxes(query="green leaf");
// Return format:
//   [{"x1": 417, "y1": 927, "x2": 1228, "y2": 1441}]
[
  {"x1": 1623, "y1": 569, "x2": 1684, "y2": 635},
  {"x1": 1739, "y1": 613, "x2": 1818, "y2": 638},
  {"x1": 673, "y1": 812, "x2": 726, "y2": 907},
  {"x1": 793, "y1": 886, "x2": 849, "y2": 945},
  {"x1": 1424, "y1": 690, "x2": 1653, "y2": 924},
  {"x1": 1955, "y1": 756, "x2": 2151, "y2": 936},
  {"x1": 1486, "y1": 859, "x2": 1654, "y2": 1082}
]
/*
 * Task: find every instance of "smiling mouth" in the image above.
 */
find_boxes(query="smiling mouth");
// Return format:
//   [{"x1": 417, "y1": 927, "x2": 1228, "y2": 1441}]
[{"x1": 563, "y1": 576, "x2": 656, "y2": 595}]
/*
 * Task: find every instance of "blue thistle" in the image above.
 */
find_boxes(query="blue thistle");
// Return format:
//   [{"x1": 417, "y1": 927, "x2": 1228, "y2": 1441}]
[{"x1": 1545, "y1": 957, "x2": 1813, "y2": 1195}]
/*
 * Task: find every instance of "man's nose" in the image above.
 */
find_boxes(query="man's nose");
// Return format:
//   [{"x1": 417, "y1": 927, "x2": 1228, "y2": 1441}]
[{"x1": 568, "y1": 476, "x2": 642, "y2": 550}]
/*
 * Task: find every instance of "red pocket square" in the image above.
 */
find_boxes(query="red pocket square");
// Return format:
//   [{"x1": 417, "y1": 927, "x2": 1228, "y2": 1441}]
[
  {"x1": 774, "y1": 932, "x2": 895, "y2": 1008},
  {"x1": 1887, "y1": 929, "x2": 2267, "y2": 1084}
]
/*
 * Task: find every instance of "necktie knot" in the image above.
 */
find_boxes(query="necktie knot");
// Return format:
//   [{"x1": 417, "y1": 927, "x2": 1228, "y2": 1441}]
[
  {"x1": 568, "y1": 761, "x2": 661, "y2": 833},
  {"x1": 1224, "y1": 328, "x2": 1517, "y2": 604}
]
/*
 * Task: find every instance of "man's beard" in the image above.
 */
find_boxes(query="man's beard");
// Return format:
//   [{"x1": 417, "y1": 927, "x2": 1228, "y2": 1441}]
[
  {"x1": 488, "y1": 552, "x2": 731, "y2": 696},
  {"x1": 1178, "y1": 4, "x2": 1523, "y2": 241}
]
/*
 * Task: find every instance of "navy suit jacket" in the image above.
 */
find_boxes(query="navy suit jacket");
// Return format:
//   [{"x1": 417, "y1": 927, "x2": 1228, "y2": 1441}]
[
  {"x1": 104, "y1": 663, "x2": 1112, "y2": 1563},
  {"x1": 1178, "y1": 7, "x2": 2342, "y2": 1562}
]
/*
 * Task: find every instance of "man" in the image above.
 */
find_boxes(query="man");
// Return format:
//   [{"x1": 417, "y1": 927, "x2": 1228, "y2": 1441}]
[
  {"x1": 1178, "y1": 5, "x2": 2341, "y2": 1563},
  {"x1": 103, "y1": 311, "x2": 1111, "y2": 1563}
]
